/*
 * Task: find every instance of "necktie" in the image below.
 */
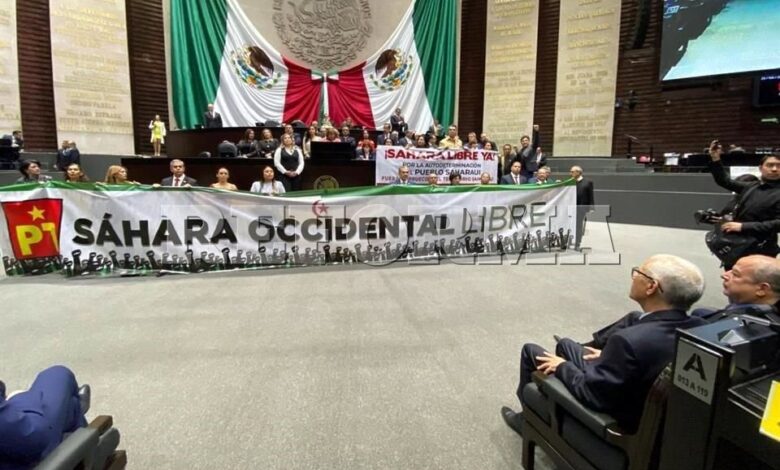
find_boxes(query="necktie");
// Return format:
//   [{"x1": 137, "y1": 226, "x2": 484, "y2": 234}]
[
  {"x1": 174, "y1": 177, "x2": 180, "y2": 187},
  {"x1": 514, "y1": 175, "x2": 518, "y2": 184}
]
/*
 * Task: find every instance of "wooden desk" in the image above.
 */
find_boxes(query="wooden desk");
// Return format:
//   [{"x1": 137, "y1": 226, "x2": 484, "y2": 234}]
[
  {"x1": 121, "y1": 157, "x2": 375, "y2": 190},
  {"x1": 165, "y1": 127, "x2": 381, "y2": 159}
]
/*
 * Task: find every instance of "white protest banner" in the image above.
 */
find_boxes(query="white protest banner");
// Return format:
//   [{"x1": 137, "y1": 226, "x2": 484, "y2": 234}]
[
  {"x1": 375, "y1": 146, "x2": 499, "y2": 185},
  {"x1": 0, "y1": 182, "x2": 575, "y2": 278}
]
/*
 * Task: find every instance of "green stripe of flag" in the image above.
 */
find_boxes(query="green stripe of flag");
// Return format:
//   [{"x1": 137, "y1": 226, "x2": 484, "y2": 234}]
[
  {"x1": 413, "y1": 0, "x2": 457, "y2": 128},
  {"x1": 171, "y1": 0, "x2": 229, "y2": 129}
]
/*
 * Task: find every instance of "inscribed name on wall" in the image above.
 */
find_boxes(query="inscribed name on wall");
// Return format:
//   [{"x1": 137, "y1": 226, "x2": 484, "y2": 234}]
[
  {"x1": 0, "y1": 1, "x2": 22, "y2": 132},
  {"x1": 50, "y1": 0, "x2": 134, "y2": 154},
  {"x1": 553, "y1": 0, "x2": 621, "y2": 156},
  {"x1": 483, "y1": 0, "x2": 539, "y2": 147}
]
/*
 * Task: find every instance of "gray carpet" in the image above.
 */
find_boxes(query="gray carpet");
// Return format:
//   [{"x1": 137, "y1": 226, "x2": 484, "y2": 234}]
[{"x1": 0, "y1": 223, "x2": 725, "y2": 469}]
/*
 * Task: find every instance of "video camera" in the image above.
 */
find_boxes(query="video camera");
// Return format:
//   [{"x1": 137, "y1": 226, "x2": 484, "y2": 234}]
[{"x1": 694, "y1": 208, "x2": 728, "y2": 224}]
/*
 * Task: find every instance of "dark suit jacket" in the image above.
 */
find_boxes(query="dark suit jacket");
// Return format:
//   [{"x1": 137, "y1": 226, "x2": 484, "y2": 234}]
[
  {"x1": 161, "y1": 175, "x2": 198, "y2": 187},
  {"x1": 500, "y1": 173, "x2": 528, "y2": 185},
  {"x1": 555, "y1": 309, "x2": 705, "y2": 432},
  {"x1": 576, "y1": 179, "x2": 595, "y2": 210},
  {"x1": 390, "y1": 114, "x2": 408, "y2": 135},
  {"x1": 521, "y1": 152, "x2": 547, "y2": 174},
  {"x1": 203, "y1": 112, "x2": 223, "y2": 129},
  {"x1": 376, "y1": 132, "x2": 395, "y2": 146},
  {"x1": 515, "y1": 129, "x2": 540, "y2": 172},
  {"x1": 56, "y1": 148, "x2": 80, "y2": 171},
  {"x1": 587, "y1": 311, "x2": 642, "y2": 349}
]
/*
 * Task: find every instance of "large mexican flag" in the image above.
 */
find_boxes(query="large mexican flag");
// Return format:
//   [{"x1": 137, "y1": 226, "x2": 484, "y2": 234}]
[{"x1": 171, "y1": 0, "x2": 456, "y2": 132}]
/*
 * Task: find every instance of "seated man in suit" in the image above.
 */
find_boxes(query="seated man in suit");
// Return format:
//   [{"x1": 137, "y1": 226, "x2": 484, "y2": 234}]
[
  {"x1": 500, "y1": 161, "x2": 527, "y2": 185},
  {"x1": 568, "y1": 255, "x2": 780, "y2": 357},
  {"x1": 0, "y1": 365, "x2": 89, "y2": 468},
  {"x1": 501, "y1": 255, "x2": 706, "y2": 435},
  {"x1": 693, "y1": 254, "x2": 780, "y2": 321},
  {"x1": 161, "y1": 159, "x2": 197, "y2": 187}
]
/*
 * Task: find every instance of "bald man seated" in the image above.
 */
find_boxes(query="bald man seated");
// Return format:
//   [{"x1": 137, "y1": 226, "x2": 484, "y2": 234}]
[
  {"x1": 694, "y1": 255, "x2": 780, "y2": 322},
  {"x1": 502, "y1": 255, "x2": 707, "y2": 435}
]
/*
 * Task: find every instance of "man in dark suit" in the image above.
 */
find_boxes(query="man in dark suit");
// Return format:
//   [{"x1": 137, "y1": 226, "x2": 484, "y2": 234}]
[
  {"x1": 161, "y1": 159, "x2": 197, "y2": 187},
  {"x1": 500, "y1": 161, "x2": 527, "y2": 185},
  {"x1": 377, "y1": 123, "x2": 394, "y2": 146},
  {"x1": 501, "y1": 255, "x2": 706, "y2": 435},
  {"x1": 390, "y1": 108, "x2": 407, "y2": 135},
  {"x1": 513, "y1": 124, "x2": 540, "y2": 178},
  {"x1": 0, "y1": 366, "x2": 89, "y2": 467},
  {"x1": 203, "y1": 103, "x2": 223, "y2": 129},
  {"x1": 10, "y1": 130, "x2": 23, "y2": 149},
  {"x1": 56, "y1": 140, "x2": 80, "y2": 170},
  {"x1": 571, "y1": 165, "x2": 595, "y2": 250},
  {"x1": 692, "y1": 254, "x2": 780, "y2": 322}
]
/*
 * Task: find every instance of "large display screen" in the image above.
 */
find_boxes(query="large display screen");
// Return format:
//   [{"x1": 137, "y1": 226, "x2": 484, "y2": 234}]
[{"x1": 660, "y1": 0, "x2": 780, "y2": 81}]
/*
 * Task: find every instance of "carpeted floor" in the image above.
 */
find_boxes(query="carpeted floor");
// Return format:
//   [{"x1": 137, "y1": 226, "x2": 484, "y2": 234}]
[{"x1": 0, "y1": 223, "x2": 725, "y2": 469}]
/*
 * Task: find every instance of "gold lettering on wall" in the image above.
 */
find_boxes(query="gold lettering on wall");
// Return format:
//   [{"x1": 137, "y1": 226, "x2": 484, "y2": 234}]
[
  {"x1": 50, "y1": 0, "x2": 134, "y2": 154},
  {"x1": 483, "y1": 0, "x2": 539, "y2": 146},
  {"x1": 0, "y1": 1, "x2": 22, "y2": 132},
  {"x1": 553, "y1": 0, "x2": 621, "y2": 156}
]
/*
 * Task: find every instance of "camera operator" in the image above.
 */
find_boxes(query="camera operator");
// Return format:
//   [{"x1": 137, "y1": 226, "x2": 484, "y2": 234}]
[{"x1": 708, "y1": 140, "x2": 780, "y2": 268}]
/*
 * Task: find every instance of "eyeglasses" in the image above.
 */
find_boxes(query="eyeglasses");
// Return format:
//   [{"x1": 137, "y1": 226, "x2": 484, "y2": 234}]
[{"x1": 631, "y1": 267, "x2": 664, "y2": 292}]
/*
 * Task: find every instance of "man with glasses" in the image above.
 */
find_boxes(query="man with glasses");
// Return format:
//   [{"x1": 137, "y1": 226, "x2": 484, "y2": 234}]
[
  {"x1": 708, "y1": 141, "x2": 780, "y2": 268},
  {"x1": 501, "y1": 255, "x2": 706, "y2": 435}
]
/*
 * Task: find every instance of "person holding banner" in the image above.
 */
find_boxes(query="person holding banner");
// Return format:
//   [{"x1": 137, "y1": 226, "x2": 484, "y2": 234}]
[
  {"x1": 16, "y1": 160, "x2": 52, "y2": 183},
  {"x1": 161, "y1": 159, "x2": 197, "y2": 187},
  {"x1": 250, "y1": 166, "x2": 286, "y2": 196},
  {"x1": 500, "y1": 161, "x2": 527, "y2": 185},
  {"x1": 426, "y1": 172, "x2": 438, "y2": 186},
  {"x1": 64, "y1": 163, "x2": 89, "y2": 183},
  {"x1": 105, "y1": 165, "x2": 139, "y2": 185},
  {"x1": 274, "y1": 133, "x2": 304, "y2": 192},
  {"x1": 480, "y1": 172, "x2": 492, "y2": 185},
  {"x1": 449, "y1": 171, "x2": 461, "y2": 185},
  {"x1": 210, "y1": 167, "x2": 238, "y2": 191}
]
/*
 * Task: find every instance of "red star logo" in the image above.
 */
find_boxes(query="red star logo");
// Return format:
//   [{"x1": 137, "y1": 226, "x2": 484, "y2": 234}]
[{"x1": 312, "y1": 200, "x2": 329, "y2": 216}]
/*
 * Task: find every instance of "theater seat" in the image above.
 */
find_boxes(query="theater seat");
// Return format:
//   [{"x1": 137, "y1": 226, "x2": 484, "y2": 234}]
[
  {"x1": 520, "y1": 367, "x2": 671, "y2": 470},
  {"x1": 35, "y1": 416, "x2": 127, "y2": 470}
]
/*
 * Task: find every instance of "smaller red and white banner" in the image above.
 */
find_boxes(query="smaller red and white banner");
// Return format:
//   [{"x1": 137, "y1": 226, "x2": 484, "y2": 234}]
[{"x1": 375, "y1": 146, "x2": 499, "y2": 185}]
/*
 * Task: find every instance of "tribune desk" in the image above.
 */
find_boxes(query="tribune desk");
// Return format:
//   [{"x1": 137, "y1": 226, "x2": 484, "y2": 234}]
[
  {"x1": 121, "y1": 156, "x2": 375, "y2": 190},
  {"x1": 165, "y1": 127, "x2": 382, "y2": 160}
]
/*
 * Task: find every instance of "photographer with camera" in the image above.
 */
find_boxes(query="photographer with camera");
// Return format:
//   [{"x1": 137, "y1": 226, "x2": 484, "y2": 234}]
[{"x1": 707, "y1": 140, "x2": 780, "y2": 269}]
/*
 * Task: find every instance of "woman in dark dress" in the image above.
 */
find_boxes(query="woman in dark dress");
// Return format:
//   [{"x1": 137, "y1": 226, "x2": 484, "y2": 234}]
[
  {"x1": 273, "y1": 133, "x2": 304, "y2": 192},
  {"x1": 237, "y1": 129, "x2": 258, "y2": 158},
  {"x1": 257, "y1": 128, "x2": 279, "y2": 158}
]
